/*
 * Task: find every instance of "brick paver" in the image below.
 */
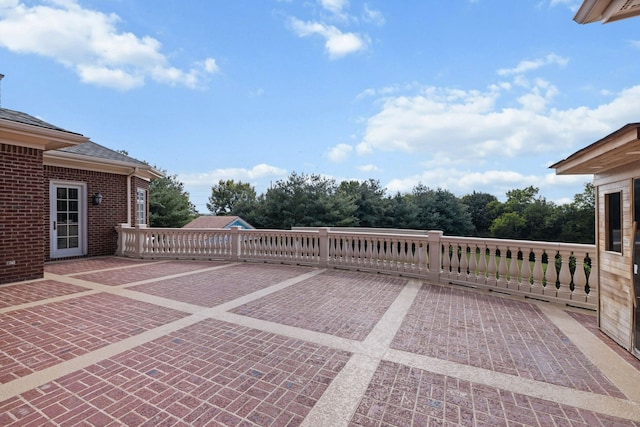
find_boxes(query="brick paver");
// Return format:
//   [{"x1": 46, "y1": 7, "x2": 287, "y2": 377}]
[
  {"x1": 132, "y1": 263, "x2": 315, "y2": 307},
  {"x1": 73, "y1": 260, "x2": 224, "y2": 286},
  {"x1": 349, "y1": 360, "x2": 640, "y2": 427},
  {"x1": 567, "y1": 310, "x2": 640, "y2": 372},
  {"x1": 1, "y1": 259, "x2": 639, "y2": 426},
  {"x1": 392, "y1": 283, "x2": 625, "y2": 397},
  {"x1": 0, "y1": 293, "x2": 188, "y2": 383},
  {"x1": 1, "y1": 318, "x2": 351, "y2": 426},
  {"x1": 231, "y1": 270, "x2": 406, "y2": 340},
  {"x1": 0, "y1": 280, "x2": 87, "y2": 309},
  {"x1": 44, "y1": 257, "x2": 150, "y2": 275}
]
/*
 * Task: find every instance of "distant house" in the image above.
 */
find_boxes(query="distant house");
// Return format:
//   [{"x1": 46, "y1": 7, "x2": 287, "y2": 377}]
[
  {"x1": 183, "y1": 215, "x2": 254, "y2": 230},
  {"x1": 0, "y1": 107, "x2": 161, "y2": 284}
]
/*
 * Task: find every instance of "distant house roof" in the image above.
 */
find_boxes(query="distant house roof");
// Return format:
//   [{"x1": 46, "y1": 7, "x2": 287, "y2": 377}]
[
  {"x1": 183, "y1": 215, "x2": 255, "y2": 230},
  {"x1": 0, "y1": 107, "x2": 81, "y2": 135}
]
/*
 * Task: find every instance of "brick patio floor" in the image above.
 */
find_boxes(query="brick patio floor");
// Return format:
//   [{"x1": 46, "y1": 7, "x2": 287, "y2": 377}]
[{"x1": 0, "y1": 257, "x2": 638, "y2": 426}]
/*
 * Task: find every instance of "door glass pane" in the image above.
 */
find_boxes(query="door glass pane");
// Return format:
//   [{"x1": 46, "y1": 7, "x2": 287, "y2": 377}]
[
  {"x1": 57, "y1": 213, "x2": 67, "y2": 223},
  {"x1": 57, "y1": 188, "x2": 67, "y2": 199},
  {"x1": 68, "y1": 188, "x2": 78, "y2": 199},
  {"x1": 70, "y1": 213, "x2": 78, "y2": 223},
  {"x1": 69, "y1": 237, "x2": 78, "y2": 248},
  {"x1": 69, "y1": 225, "x2": 78, "y2": 237},
  {"x1": 58, "y1": 225, "x2": 68, "y2": 237},
  {"x1": 57, "y1": 200, "x2": 68, "y2": 211},
  {"x1": 69, "y1": 201, "x2": 78, "y2": 213},
  {"x1": 57, "y1": 237, "x2": 68, "y2": 249}
]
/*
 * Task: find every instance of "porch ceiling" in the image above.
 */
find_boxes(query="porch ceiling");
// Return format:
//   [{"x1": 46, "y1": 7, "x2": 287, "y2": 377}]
[{"x1": 551, "y1": 123, "x2": 640, "y2": 175}]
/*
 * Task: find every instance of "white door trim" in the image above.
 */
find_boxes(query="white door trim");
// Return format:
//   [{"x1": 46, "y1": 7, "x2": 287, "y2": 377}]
[{"x1": 50, "y1": 181, "x2": 88, "y2": 258}]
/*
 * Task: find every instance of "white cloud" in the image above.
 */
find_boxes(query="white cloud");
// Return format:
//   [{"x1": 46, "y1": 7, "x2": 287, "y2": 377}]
[
  {"x1": 384, "y1": 168, "x2": 588, "y2": 201},
  {"x1": 289, "y1": 17, "x2": 367, "y2": 58},
  {"x1": 357, "y1": 78, "x2": 640, "y2": 162},
  {"x1": 0, "y1": 0, "x2": 219, "y2": 90},
  {"x1": 179, "y1": 163, "x2": 288, "y2": 186},
  {"x1": 497, "y1": 53, "x2": 569, "y2": 76},
  {"x1": 362, "y1": 4, "x2": 385, "y2": 25},
  {"x1": 319, "y1": 0, "x2": 349, "y2": 15},
  {"x1": 357, "y1": 164, "x2": 381, "y2": 172},
  {"x1": 326, "y1": 143, "x2": 353, "y2": 162},
  {"x1": 549, "y1": 0, "x2": 582, "y2": 11}
]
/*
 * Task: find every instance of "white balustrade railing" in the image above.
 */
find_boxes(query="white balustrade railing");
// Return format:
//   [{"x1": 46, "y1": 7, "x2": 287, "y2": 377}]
[{"x1": 116, "y1": 225, "x2": 596, "y2": 309}]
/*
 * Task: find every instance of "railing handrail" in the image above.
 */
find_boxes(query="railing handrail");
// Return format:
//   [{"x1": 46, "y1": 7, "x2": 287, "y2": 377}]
[{"x1": 116, "y1": 224, "x2": 596, "y2": 310}]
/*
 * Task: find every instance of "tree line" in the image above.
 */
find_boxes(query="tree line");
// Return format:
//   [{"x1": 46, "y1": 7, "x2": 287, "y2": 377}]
[{"x1": 199, "y1": 173, "x2": 595, "y2": 244}]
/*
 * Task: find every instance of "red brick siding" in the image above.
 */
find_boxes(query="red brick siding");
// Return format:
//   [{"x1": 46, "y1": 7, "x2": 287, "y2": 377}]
[
  {"x1": 44, "y1": 167, "x2": 149, "y2": 260},
  {"x1": 0, "y1": 144, "x2": 44, "y2": 284}
]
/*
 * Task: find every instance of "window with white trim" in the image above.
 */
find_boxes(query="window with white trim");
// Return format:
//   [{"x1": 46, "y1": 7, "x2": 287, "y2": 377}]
[{"x1": 136, "y1": 188, "x2": 147, "y2": 225}]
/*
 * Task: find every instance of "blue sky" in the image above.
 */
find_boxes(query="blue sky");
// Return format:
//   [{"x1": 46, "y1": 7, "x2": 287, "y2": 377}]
[{"x1": 1, "y1": 0, "x2": 639, "y2": 213}]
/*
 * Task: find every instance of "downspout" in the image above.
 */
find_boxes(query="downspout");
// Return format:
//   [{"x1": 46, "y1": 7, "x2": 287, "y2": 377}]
[{"x1": 127, "y1": 168, "x2": 139, "y2": 225}]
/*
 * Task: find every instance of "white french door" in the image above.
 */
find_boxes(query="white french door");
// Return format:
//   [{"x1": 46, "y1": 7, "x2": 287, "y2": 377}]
[{"x1": 50, "y1": 182, "x2": 87, "y2": 258}]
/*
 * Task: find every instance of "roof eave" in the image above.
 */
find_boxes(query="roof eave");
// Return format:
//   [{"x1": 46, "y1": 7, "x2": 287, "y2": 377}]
[
  {"x1": 0, "y1": 118, "x2": 88, "y2": 150},
  {"x1": 574, "y1": 0, "x2": 607, "y2": 23},
  {"x1": 551, "y1": 123, "x2": 640, "y2": 174},
  {"x1": 44, "y1": 150, "x2": 164, "y2": 180}
]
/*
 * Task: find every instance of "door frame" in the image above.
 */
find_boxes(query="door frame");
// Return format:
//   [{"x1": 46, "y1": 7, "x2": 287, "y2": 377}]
[{"x1": 50, "y1": 180, "x2": 88, "y2": 259}]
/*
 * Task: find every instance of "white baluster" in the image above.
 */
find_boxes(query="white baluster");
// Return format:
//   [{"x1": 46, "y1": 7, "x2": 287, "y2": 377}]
[
  {"x1": 451, "y1": 244, "x2": 460, "y2": 281},
  {"x1": 508, "y1": 248, "x2": 522, "y2": 291},
  {"x1": 556, "y1": 248, "x2": 573, "y2": 302},
  {"x1": 531, "y1": 249, "x2": 543, "y2": 294},
  {"x1": 544, "y1": 251, "x2": 558, "y2": 297},
  {"x1": 442, "y1": 244, "x2": 452, "y2": 280},
  {"x1": 486, "y1": 244, "x2": 498, "y2": 287},
  {"x1": 497, "y1": 245, "x2": 509, "y2": 288},
  {"x1": 459, "y1": 244, "x2": 469, "y2": 281},
  {"x1": 572, "y1": 253, "x2": 588, "y2": 303},
  {"x1": 468, "y1": 244, "x2": 478, "y2": 283}
]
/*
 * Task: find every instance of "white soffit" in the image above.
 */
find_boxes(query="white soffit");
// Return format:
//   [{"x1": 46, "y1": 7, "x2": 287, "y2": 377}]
[{"x1": 575, "y1": 0, "x2": 640, "y2": 24}]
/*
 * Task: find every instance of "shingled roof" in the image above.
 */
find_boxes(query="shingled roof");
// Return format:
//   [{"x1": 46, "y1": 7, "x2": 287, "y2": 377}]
[
  {"x1": 57, "y1": 140, "x2": 149, "y2": 167},
  {"x1": 0, "y1": 107, "x2": 81, "y2": 135}
]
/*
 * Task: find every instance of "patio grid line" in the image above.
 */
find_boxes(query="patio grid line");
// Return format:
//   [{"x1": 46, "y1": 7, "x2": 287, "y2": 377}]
[{"x1": 0, "y1": 257, "x2": 637, "y2": 426}]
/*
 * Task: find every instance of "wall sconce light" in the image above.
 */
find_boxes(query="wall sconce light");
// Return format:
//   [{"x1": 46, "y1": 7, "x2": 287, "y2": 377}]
[{"x1": 92, "y1": 192, "x2": 103, "y2": 206}]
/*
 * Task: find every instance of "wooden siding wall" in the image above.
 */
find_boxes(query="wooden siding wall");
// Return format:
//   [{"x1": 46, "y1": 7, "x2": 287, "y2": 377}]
[{"x1": 597, "y1": 179, "x2": 633, "y2": 350}]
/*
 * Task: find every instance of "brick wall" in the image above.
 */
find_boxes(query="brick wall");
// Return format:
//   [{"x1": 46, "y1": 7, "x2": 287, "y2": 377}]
[
  {"x1": 44, "y1": 166, "x2": 148, "y2": 260},
  {"x1": 0, "y1": 144, "x2": 44, "y2": 284}
]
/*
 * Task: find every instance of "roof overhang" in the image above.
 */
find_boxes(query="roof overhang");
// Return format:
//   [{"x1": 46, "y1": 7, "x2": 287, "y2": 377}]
[
  {"x1": 574, "y1": 0, "x2": 640, "y2": 24},
  {"x1": 44, "y1": 150, "x2": 164, "y2": 180},
  {"x1": 0, "y1": 118, "x2": 88, "y2": 150},
  {"x1": 550, "y1": 123, "x2": 640, "y2": 175}
]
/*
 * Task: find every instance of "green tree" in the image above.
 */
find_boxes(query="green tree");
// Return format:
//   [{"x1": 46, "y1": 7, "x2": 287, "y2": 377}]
[
  {"x1": 558, "y1": 182, "x2": 595, "y2": 243},
  {"x1": 490, "y1": 212, "x2": 527, "y2": 238},
  {"x1": 461, "y1": 191, "x2": 500, "y2": 236},
  {"x1": 411, "y1": 185, "x2": 474, "y2": 235},
  {"x1": 149, "y1": 173, "x2": 197, "y2": 227},
  {"x1": 257, "y1": 172, "x2": 357, "y2": 229},
  {"x1": 207, "y1": 180, "x2": 257, "y2": 215},
  {"x1": 337, "y1": 179, "x2": 390, "y2": 227}
]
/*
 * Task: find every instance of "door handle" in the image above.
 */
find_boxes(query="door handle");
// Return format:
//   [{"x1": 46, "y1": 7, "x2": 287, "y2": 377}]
[{"x1": 53, "y1": 221, "x2": 56, "y2": 231}]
